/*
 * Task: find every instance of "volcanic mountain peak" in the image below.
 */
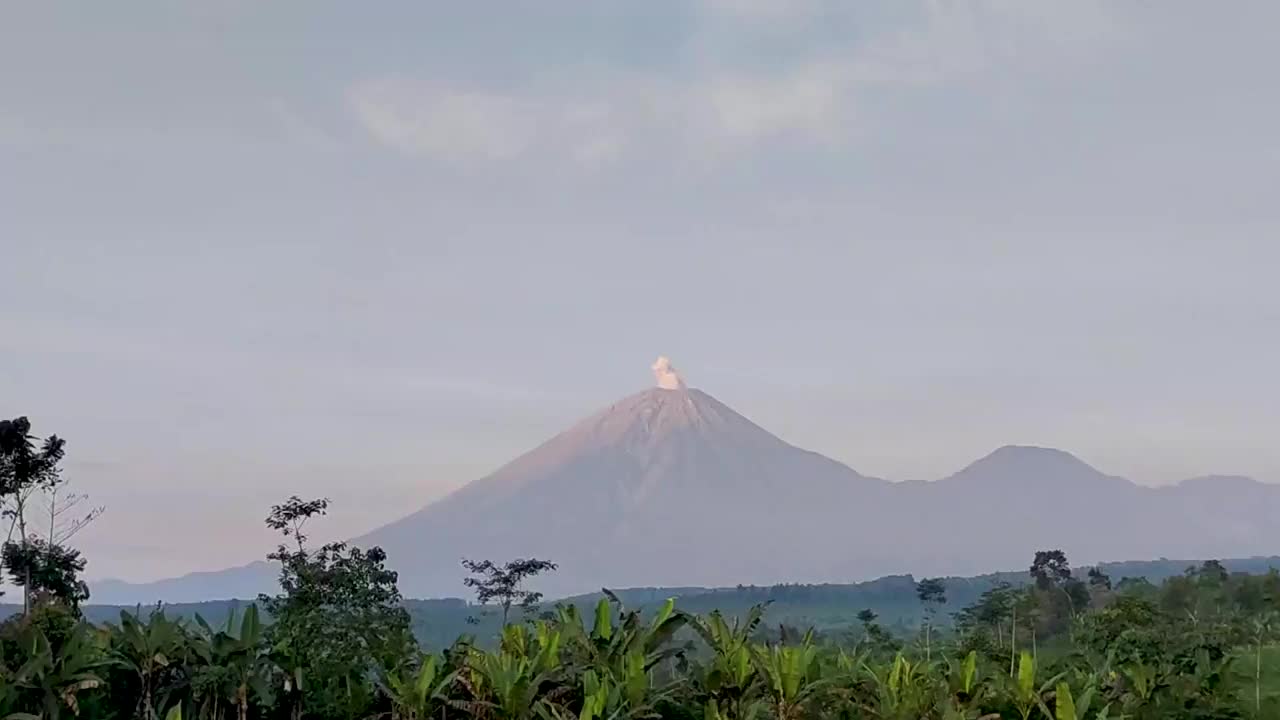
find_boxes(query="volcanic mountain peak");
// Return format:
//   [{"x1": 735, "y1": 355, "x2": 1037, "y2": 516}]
[
  {"x1": 651, "y1": 356, "x2": 686, "y2": 390},
  {"x1": 87, "y1": 363, "x2": 1280, "y2": 603},
  {"x1": 554, "y1": 385, "x2": 788, "y2": 454}
]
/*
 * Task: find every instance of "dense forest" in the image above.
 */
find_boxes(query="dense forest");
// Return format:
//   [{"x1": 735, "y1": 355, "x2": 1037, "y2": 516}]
[{"x1": 6, "y1": 417, "x2": 1280, "y2": 719}]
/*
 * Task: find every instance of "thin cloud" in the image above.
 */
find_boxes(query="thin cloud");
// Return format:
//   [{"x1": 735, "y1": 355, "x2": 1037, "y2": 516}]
[
  {"x1": 702, "y1": 62, "x2": 853, "y2": 144},
  {"x1": 350, "y1": 79, "x2": 536, "y2": 162},
  {"x1": 348, "y1": 77, "x2": 648, "y2": 169},
  {"x1": 348, "y1": 66, "x2": 858, "y2": 165},
  {"x1": 348, "y1": 2, "x2": 1114, "y2": 167}
]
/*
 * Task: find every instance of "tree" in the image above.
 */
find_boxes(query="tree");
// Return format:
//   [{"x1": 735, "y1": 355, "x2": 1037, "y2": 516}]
[
  {"x1": 40, "y1": 481, "x2": 104, "y2": 550},
  {"x1": 1, "y1": 539, "x2": 90, "y2": 612},
  {"x1": 915, "y1": 577, "x2": 946, "y2": 661},
  {"x1": 1029, "y1": 549, "x2": 1072, "y2": 591},
  {"x1": 1064, "y1": 578, "x2": 1091, "y2": 612},
  {"x1": 460, "y1": 557, "x2": 559, "y2": 627},
  {"x1": 1012, "y1": 589, "x2": 1040, "y2": 666},
  {"x1": 853, "y1": 608, "x2": 897, "y2": 656},
  {"x1": 0, "y1": 417, "x2": 67, "y2": 613},
  {"x1": 1086, "y1": 566, "x2": 1111, "y2": 590},
  {"x1": 0, "y1": 418, "x2": 101, "y2": 620},
  {"x1": 1027, "y1": 549, "x2": 1083, "y2": 637},
  {"x1": 260, "y1": 496, "x2": 415, "y2": 720},
  {"x1": 1198, "y1": 559, "x2": 1229, "y2": 586},
  {"x1": 1116, "y1": 576, "x2": 1156, "y2": 597},
  {"x1": 954, "y1": 583, "x2": 1017, "y2": 652},
  {"x1": 264, "y1": 495, "x2": 330, "y2": 557}
]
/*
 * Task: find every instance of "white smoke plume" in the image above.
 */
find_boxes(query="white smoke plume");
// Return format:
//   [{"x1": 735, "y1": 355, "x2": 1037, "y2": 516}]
[{"x1": 651, "y1": 356, "x2": 686, "y2": 389}]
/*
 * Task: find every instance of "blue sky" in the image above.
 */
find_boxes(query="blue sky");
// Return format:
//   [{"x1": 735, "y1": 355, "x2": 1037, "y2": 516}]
[{"x1": 2, "y1": 1, "x2": 1279, "y2": 581}]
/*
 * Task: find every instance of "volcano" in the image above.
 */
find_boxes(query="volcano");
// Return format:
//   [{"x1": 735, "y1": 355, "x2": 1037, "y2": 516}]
[
  {"x1": 92, "y1": 359, "x2": 1280, "y2": 603},
  {"x1": 356, "y1": 380, "x2": 894, "y2": 597}
]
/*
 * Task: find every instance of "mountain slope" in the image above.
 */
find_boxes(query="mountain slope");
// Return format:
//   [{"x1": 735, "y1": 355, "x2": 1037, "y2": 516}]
[{"x1": 354, "y1": 386, "x2": 893, "y2": 597}]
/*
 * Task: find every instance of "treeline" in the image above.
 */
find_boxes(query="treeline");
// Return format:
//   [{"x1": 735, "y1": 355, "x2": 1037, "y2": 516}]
[
  {"x1": 38, "y1": 558, "x2": 1280, "y2": 650},
  {"x1": 6, "y1": 547, "x2": 1280, "y2": 719},
  {"x1": 6, "y1": 416, "x2": 1280, "y2": 718}
]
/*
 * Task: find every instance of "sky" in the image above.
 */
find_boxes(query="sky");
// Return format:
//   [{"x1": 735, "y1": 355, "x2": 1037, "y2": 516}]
[{"x1": 2, "y1": 1, "x2": 1279, "y2": 583}]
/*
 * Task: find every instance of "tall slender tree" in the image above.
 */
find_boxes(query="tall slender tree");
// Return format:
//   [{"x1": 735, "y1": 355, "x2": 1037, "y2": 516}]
[
  {"x1": 0, "y1": 417, "x2": 73, "y2": 613},
  {"x1": 461, "y1": 557, "x2": 559, "y2": 627},
  {"x1": 915, "y1": 577, "x2": 946, "y2": 661}
]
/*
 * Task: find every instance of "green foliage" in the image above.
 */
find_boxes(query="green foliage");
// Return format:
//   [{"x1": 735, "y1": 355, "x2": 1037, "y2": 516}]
[
  {"x1": 1, "y1": 541, "x2": 89, "y2": 614},
  {"x1": 1, "y1": 563, "x2": 1279, "y2": 719},
  {"x1": 0, "y1": 417, "x2": 96, "y2": 617},
  {"x1": 377, "y1": 653, "x2": 456, "y2": 720},
  {"x1": 260, "y1": 496, "x2": 416, "y2": 720},
  {"x1": 8, "y1": 621, "x2": 106, "y2": 720},
  {"x1": 5, "y1": 438, "x2": 1280, "y2": 720},
  {"x1": 1031, "y1": 551, "x2": 1073, "y2": 591},
  {"x1": 0, "y1": 418, "x2": 64, "y2": 500},
  {"x1": 108, "y1": 608, "x2": 188, "y2": 719},
  {"x1": 916, "y1": 578, "x2": 947, "y2": 662}
]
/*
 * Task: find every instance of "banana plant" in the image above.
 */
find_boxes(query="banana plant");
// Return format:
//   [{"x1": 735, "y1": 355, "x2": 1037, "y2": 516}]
[
  {"x1": 685, "y1": 605, "x2": 767, "y2": 661},
  {"x1": 559, "y1": 595, "x2": 687, "y2": 676},
  {"x1": 1051, "y1": 682, "x2": 1111, "y2": 720},
  {"x1": 939, "y1": 650, "x2": 993, "y2": 716},
  {"x1": 193, "y1": 605, "x2": 273, "y2": 720},
  {"x1": 951, "y1": 652, "x2": 979, "y2": 699},
  {"x1": 459, "y1": 650, "x2": 555, "y2": 720},
  {"x1": 376, "y1": 654, "x2": 457, "y2": 720},
  {"x1": 1161, "y1": 647, "x2": 1238, "y2": 719},
  {"x1": 683, "y1": 605, "x2": 771, "y2": 720},
  {"x1": 457, "y1": 624, "x2": 566, "y2": 720},
  {"x1": 267, "y1": 635, "x2": 306, "y2": 720},
  {"x1": 751, "y1": 632, "x2": 826, "y2": 720},
  {"x1": 860, "y1": 654, "x2": 940, "y2": 720},
  {"x1": 538, "y1": 662, "x2": 671, "y2": 720},
  {"x1": 13, "y1": 623, "x2": 106, "y2": 720},
  {"x1": 0, "y1": 646, "x2": 42, "y2": 720},
  {"x1": 1118, "y1": 661, "x2": 1159, "y2": 709},
  {"x1": 703, "y1": 697, "x2": 765, "y2": 720},
  {"x1": 1002, "y1": 651, "x2": 1063, "y2": 720},
  {"x1": 107, "y1": 609, "x2": 188, "y2": 720},
  {"x1": 498, "y1": 622, "x2": 563, "y2": 676}
]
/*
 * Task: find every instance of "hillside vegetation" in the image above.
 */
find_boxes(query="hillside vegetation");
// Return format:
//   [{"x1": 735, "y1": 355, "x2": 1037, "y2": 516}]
[{"x1": 44, "y1": 556, "x2": 1280, "y2": 650}]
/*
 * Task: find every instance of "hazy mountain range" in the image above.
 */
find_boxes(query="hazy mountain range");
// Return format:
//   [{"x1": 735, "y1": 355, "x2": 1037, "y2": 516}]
[{"x1": 93, "y1": 373, "x2": 1279, "y2": 604}]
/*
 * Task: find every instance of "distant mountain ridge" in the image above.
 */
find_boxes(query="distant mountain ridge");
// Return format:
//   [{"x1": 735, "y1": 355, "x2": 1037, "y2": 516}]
[{"x1": 92, "y1": 377, "x2": 1279, "y2": 605}]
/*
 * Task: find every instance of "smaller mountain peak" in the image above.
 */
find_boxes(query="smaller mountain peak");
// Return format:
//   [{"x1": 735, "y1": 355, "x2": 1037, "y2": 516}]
[
  {"x1": 973, "y1": 445, "x2": 1099, "y2": 473},
  {"x1": 1176, "y1": 474, "x2": 1266, "y2": 489},
  {"x1": 945, "y1": 444, "x2": 1118, "y2": 487},
  {"x1": 651, "y1": 356, "x2": 687, "y2": 390},
  {"x1": 985, "y1": 445, "x2": 1080, "y2": 462}
]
